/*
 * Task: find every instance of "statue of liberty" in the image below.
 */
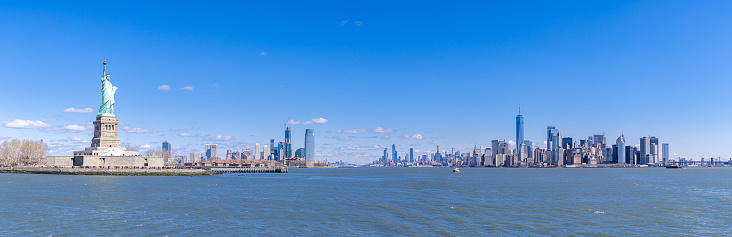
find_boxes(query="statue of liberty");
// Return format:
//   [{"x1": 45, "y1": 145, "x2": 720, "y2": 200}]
[{"x1": 98, "y1": 59, "x2": 117, "y2": 116}]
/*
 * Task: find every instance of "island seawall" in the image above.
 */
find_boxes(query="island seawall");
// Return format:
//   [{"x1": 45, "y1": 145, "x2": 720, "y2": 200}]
[{"x1": 0, "y1": 166, "x2": 216, "y2": 176}]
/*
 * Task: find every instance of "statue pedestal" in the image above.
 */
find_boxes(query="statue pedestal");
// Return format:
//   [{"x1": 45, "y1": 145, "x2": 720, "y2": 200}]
[{"x1": 91, "y1": 116, "x2": 121, "y2": 148}]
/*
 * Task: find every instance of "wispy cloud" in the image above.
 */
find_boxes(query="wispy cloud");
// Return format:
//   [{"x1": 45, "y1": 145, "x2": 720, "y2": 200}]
[
  {"x1": 158, "y1": 85, "x2": 170, "y2": 91},
  {"x1": 401, "y1": 134, "x2": 423, "y2": 140},
  {"x1": 287, "y1": 118, "x2": 329, "y2": 125},
  {"x1": 140, "y1": 144, "x2": 151, "y2": 149},
  {"x1": 178, "y1": 133, "x2": 201, "y2": 137},
  {"x1": 0, "y1": 136, "x2": 10, "y2": 140},
  {"x1": 355, "y1": 21, "x2": 363, "y2": 27},
  {"x1": 373, "y1": 127, "x2": 394, "y2": 133},
  {"x1": 63, "y1": 107, "x2": 94, "y2": 113},
  {"x1": 336, "y1": 128, "x2": 366, "y2": 134},
  {"x1": 381, "y1": 135, "x2": 391, "y2": 139},
  {"x1": 212, "y1": 135, "x2": 233, "y2": 141},
  {"x1": 181, "y1": 86, "x2": 194, "y2": 91},
  {"x1": 122, "y1": 126, "x2": 152, "y2": 134},
  {"x1": 70, "y1": 136, "x2": 83, "y2": 141},
  {"x1": 259, "y1": 52, "x2": 267, "y2": 56},
  {"x1": 2, "y1": 119, "x2": 52, "y2": 129},
  {"x1": 46, "y1": 124, "x2": 92, "y2": 133}
]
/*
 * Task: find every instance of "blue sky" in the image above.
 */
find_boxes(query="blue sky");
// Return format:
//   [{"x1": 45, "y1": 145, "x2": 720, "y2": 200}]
[{"x1": 1, "y1": 1, "x2": 732, "y2": 164}]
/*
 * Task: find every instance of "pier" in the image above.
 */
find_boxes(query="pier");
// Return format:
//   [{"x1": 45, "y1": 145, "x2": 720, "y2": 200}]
[{"x1": 209, "y1": 167, "x2": 288, "y2": 173}]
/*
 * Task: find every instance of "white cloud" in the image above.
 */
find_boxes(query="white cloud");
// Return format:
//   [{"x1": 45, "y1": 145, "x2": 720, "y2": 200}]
[
  {"x1": 0, "y1": 136, "x2": 10, "y2": 140},
  {"x1": 212, "y1": 135, "x2": 233, "y2": 141},
  {"x1": 181, "y1": 86, "x2": 194, "y2": 91},
  {"x1": 373, "y1": 127, "x2": 394, "y2": 133},
  {"x1": 178, "y1": 133, "x2": 200, "y2": 137},
  {"x1": 287, "y1": 118, "x2": 329, "y2": 125},
  {"x1": 401, "y1": 134, "x2": 423, "y2": 140},
  {"x1": 63, "y1": 107, "x2": 94, "y2": 113},
  {"x1": 47, "y1": 124, "x2": 91, "y2": 133},
  {"x1": 311, "y1": 118, "x2": 328, "y2": 125},
  {"x1": 70, "y1": 136, "x2": 83, "y2": 141},
  {"x1": 336, "y1": 128, "x2": 366, "y2": 134},
  {"x1": 140, "y1": 144, "x2": 151, "y2": 149},
  {"x1": 158, "y1": 85, "x2": 171, "y2": 91},
  {"x1": 381, "y1": 135, "x2": 391, "y2": 139},
  {"x1": 122, "y1": 127, "x2": 152, "y2": 134},
  {"x1": 2, "y1": 119, "x2": 52, "y2": 129},
  {"x1": 355, "y1": 21, "x2": 363, "y2": 27},
  {"x1": 259, "y1": 52, "x2": 267, "y2": 56}
]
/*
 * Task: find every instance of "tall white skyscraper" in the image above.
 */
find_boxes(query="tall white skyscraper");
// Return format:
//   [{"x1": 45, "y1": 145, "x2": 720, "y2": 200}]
[
  {"x1": 263, "y1": 145, "x2": 269, "y2": 160},
  {"x1": 254, "y1": 143, "x2": 260, "y2": 160}
]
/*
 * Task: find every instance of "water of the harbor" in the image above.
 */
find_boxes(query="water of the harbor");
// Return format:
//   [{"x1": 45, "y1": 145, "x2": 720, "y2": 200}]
[{"x1": 1, "y1": 167, "x2": 731, "y2": 236}]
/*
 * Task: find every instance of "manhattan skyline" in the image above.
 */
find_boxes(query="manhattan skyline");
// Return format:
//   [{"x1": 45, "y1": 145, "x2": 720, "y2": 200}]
[{"x1": 2, "y1": 1, "x2": 732, "y2": 164}]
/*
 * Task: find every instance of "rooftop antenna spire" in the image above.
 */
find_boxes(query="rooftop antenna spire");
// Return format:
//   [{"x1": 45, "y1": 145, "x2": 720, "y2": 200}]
[{"x1": 519, "y1": 102, "x2": 521, "y2": 115}]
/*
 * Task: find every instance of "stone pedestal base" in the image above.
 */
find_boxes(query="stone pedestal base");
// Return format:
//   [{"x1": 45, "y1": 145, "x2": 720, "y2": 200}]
[{"x1": 91, "y1": 116, "x2": 120, "y2": 148}]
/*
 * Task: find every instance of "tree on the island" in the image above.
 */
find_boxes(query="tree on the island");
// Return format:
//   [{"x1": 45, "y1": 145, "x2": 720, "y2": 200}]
[
  {"x1": 124, "y1": 145, "x2": 138, "y2": 151},
  {"x1": 0, "y1": 139, "x2": 47, "y2": 166}
]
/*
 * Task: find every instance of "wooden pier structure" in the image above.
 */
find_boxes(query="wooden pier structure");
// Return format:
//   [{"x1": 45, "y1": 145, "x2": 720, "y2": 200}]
[{"x1": 209, "y1": 167, "x2": 288, "y2": 173}]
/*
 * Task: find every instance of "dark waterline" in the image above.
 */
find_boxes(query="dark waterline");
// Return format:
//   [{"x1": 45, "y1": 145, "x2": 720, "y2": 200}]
[{"x1": 1, "y1": 167, "x2": 730, "y2": 236}]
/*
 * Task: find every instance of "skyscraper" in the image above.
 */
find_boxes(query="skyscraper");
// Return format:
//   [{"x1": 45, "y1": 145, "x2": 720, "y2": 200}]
[
  {"x1": 649, "y1": 136, "x2": 659, "y2": 164},
  {"x1": 277, "y1": 142, "x2": 284, "y2": 160},
  {"x1": 547, "y1": 126, "x2": 560, "y2": 165},
  {"x1": 205, "y1": 144, "x2": 217, "y2": 160},
  {"x1": 189, "y1": 152, "x2": 202, "y2": 162},
  {"x1": 263, "y1": 145, "x2": 269, "y2": 160},
  {"x1": 662, "y1": 143, "x2": 669, "y2": 164},
  {"x1": 242, "y1": 148, "x2": 251, "y2": 159},
  {"x1": 254, "y1": 143, "x2": 260, "y2": 160},
  {"x1": 593, "y1": 134, "x2": 606, "y2": 148},
  {"x1": 305, "y1": 129, "x2": 315, "y2": 161},
  {"x1": 270, "y1": 139, "x2": 275, "y2": 158},
  {"x1": 285, "y1": 127, "x2": 292, "y2": 158},
  {"x1": 162, "y1": 141, "x2": 171, "y2": 154},
  {"x1": 516, "y1": 105, "x2": 524, "y2": 160},
  {"x1": 562, "y1": 137, "x2": 573, "y2": 150},
  {"x1": 409, "y1": 148, "x2": 414, "y2": 163},
  {"x1": 616, "y1": 135, "x2": 625, "y2": 164},
  {"x1": 392, "y1": 144, "x2": 398, "y2": 163},
  {"x1": 640, "y1": 137, "x2": 650, "y2": 164}
]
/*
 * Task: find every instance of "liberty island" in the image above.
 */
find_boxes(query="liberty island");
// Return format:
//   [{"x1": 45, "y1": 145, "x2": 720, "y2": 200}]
[{"x1": 45, "y1": 60, "x2": 163, "y2": 168}]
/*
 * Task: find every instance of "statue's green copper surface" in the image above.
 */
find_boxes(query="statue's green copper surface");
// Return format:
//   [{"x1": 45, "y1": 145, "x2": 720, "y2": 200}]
[{"x1": 98, "y1": 59, "x2": 117, "y2": 117}]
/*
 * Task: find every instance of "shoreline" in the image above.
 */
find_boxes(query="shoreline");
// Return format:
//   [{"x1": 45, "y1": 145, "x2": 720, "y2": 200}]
[{"x1": 0, "y1": 166, "x2": 217, "y2": 176}]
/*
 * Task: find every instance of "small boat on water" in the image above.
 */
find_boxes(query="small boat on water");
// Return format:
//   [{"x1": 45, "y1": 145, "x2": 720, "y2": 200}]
[
  {"x1": 453, "y1": 168, "x2": 460, "y2": 173},
  {"x1": 666, "y1": 165, "x2": 683, "y2": 169}
]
